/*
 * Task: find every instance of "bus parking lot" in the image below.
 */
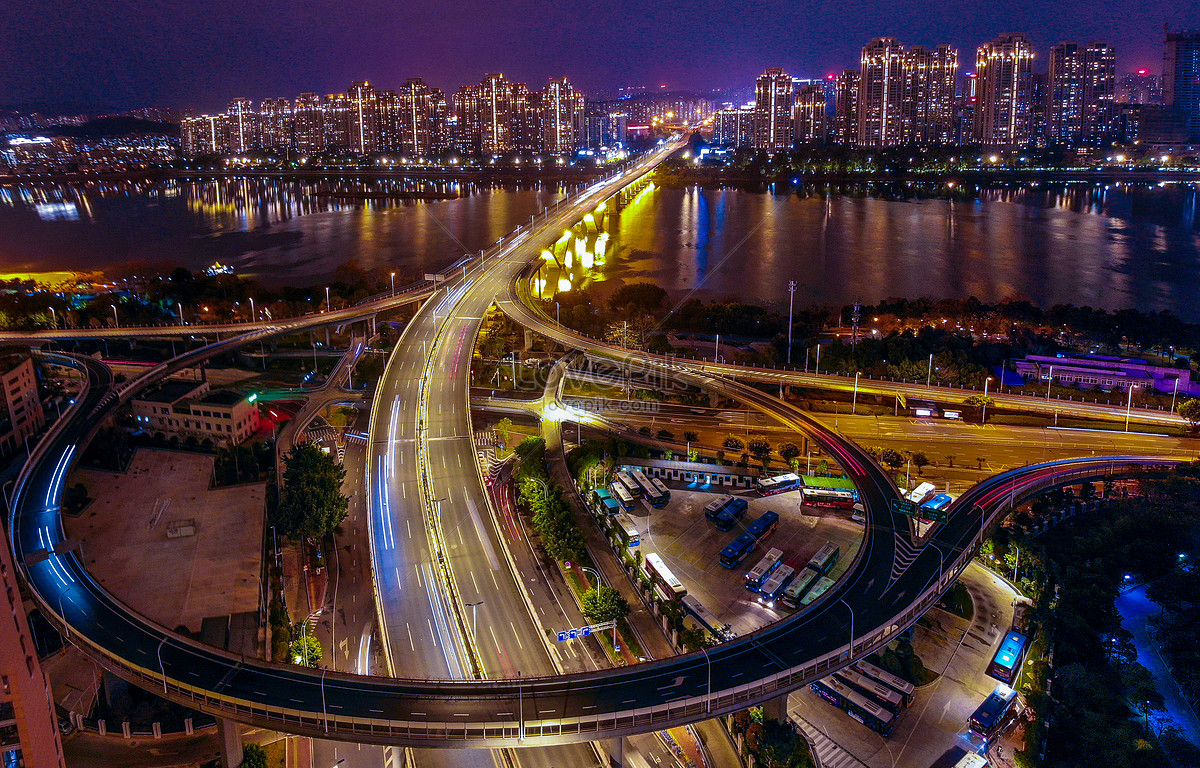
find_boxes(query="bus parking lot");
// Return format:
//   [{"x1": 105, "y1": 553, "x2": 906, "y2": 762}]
[{"x1": 623, "y1": 483, "x2": 865, "y2": 637}]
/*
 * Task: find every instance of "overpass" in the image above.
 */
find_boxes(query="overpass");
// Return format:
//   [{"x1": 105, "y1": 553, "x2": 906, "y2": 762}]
[{"x1": 6, "y1": 141, "x2": 1186, "y2": 751}]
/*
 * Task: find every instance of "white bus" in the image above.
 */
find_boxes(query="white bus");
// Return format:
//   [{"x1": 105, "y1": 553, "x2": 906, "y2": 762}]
[{"x1": 644, "y1": 552, "x2": 686, "y2": 599}]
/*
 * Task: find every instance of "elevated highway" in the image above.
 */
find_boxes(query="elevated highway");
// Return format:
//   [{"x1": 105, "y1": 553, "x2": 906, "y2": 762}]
[{"x1": 6, "y1": 141, "x2": 1187, "y2": 751}]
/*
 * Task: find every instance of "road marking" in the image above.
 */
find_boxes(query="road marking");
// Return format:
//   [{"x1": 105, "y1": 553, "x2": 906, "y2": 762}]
[
  {"x1": 394, "y1": 567, "x2": 401, "y2": 590},
  {"x1": 406, "y1": 623, "x2": 416, "y2": 651},
  {"x1": 510, "y1": 621, "x2": 523, "y2": 649},
  {"x1": 427, "y1": 618, "x2": 437, "y2": 644}
]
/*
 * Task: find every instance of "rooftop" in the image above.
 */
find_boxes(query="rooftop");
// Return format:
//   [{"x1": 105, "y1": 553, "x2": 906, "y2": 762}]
[
  {"x1": 139, "y1": 380, "x2": 204, "y2": 404},
  {"x1": 197, "y1": 390, "x2": 245, "y2": 407}
]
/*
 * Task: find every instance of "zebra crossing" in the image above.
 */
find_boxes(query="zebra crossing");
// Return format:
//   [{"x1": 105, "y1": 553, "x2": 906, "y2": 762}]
[
  {"x1": 888, "y1": 532, "x2": 925, "y2": 587},
  {"x1": 789, "y1": 712, "x2": 872, "y2": 768}
]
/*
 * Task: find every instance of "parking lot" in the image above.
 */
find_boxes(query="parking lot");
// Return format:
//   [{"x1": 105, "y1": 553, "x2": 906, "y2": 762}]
[{"x1": 626, "y1": 485, "x2": 865, "y2": 637}]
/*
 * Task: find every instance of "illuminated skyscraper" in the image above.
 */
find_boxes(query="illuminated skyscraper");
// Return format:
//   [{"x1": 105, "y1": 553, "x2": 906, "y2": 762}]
[
  {"x1": 510, "y1": 82, "x2": 541, "y2": 152},
  {"x1": 397, "y1": 78, "x2": 436, "y2": 156},
  {"x1": 323, "y1": 93, "x2": 351, "y2": 150},
  {"x1": 1047, "y1": 42, "x2": 1116, "y2": 145},
  {"x1": 1117, "y1": 70, "x2": 1164, "y2": 105},
  {"x1": 293, "y1": 93, "x2": 324, "y2": 153},
  {"x1": 375, "y1": 89, "x2": 400, "y2": 151},
  {"x1": 478, "y1": 73, "x2": 514, "y2": 154},
  {"x1": 181, "y1": 114, "x2": 224, "y2": 156},
  {"x1": 907, "y1": 45, "x2": 959, "y2": 144},
  {"x1": 348, "y1": 81, "x2": 378, "y2": 154},
  {"x1": 451, "y1": 85, "x2": 480, "y2": 154},
  {"x1": 794, "y1": 83, "x2": 827, "y2": 143},
  {"x1": 542, "y1": 78, "x2": 585, "y2": 154},
  {"x1": 224, "y1": 98, "x2": 259, "y2": 152},
  {"x1": 429, "y1": 88, "x2": 449, "y2": 153},
  {"x1": 754, "y1": 68, "x2": 794, "y2": 151},
  {"x1": 1164, "y1": 28, "x2": 1200, "y2": 142},
  {"x1": 833, "y1": 70, "x2": 860, "y2": 145},
  {"x1": 857, "y1": 39, "x2": 957, "y2": 147},
  {"x1": 857, "y1": 38, "x2": 906, "y2": 147},
  {"x1": 974, "y1": 34, "x2": 1035, "y2": 146},
  {"x1": 259, "y1": 97, "x2": 293, "y2": 150}
]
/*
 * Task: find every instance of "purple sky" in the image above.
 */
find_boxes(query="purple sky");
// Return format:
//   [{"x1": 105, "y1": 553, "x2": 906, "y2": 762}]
[{"x1": 0, "y1": 0, "x2": 1192, "y2": 112}]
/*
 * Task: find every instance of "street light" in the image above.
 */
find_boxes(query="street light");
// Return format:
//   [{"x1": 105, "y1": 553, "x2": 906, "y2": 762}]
[
  {"x1": 465, "y1": 600, "x2": 484, "y2": 640},
  {"x1": 249, "y1": 297, "x2": 255, "y2": 321},
  {"x1": 110, "y1": 304, "x2": 119, "y2": 328},
  {"x1": 852, "y1": 372, "x2": 861, "y2": 414},
  {"x1": 839, "y1": 598, "x2": 855, "y2": 658},
  {"x1": 1125, "y1": 384, "x2": 1137, "y2": 432},
  {"x1": 325, "y1": 285, "x2": 331, "y2": 313},
  {"x1": 48, "y1": 306, "x2": 56, "y2": 329},
  {"x1": 1046, "y1": 365, "x2": 1054, "y2": 400},
  {"x1": 390, "y1": 271, "x2": 396, "y2": 297},
  {"x1": 982, "y1": 376, "x2": 993, "y2": 423},
  {"x1": 157, "y1": 636, "x2": 168, "y2": 695},
  {"x1": 786, "y1": 280, "x2": 796, "y2": 365},
  {"x1": 177, "y1": 302, "x2": 184, "y2": 327}
]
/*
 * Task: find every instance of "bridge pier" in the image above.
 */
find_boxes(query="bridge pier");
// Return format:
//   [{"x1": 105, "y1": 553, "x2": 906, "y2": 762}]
[
  {"x1": 604, "y1": 735, "x2": 626, "y2": 767},
  {"x1": 218, "y1": 718, "x2": 243, "y2": 768},
  {"x1": 761, "y1": 693, "x2": 788, "y2": 722}
]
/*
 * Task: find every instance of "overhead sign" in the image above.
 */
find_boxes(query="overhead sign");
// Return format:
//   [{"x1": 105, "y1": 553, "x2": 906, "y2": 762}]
[
  {"x1": 423, "y1": 273, "x2": 447, "y2": 282},
  {"x1": 555, "y1": 619, "x2": 616, "y2": 642},
  {"x1": 890, "y1": 498, "x2": 920, "y2": 517}
]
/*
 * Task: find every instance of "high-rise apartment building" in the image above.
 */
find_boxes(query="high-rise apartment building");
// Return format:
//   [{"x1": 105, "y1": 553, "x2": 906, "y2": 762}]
[
  {"x1": 857, "y1": 38, "x2": 907, "y2": 147},
  {"x1": 1164, "y1": 28, "x2": 1200, "y2": 142},
  {"x1": 451, "y1": 85, "x2": 481, "y2": 154},
  {"x1": 347, "y1": 81, "x2": 378, "y2": 154},
  {"x1": 1047, "y1": 42, "x2": 1116, "y2": 145},
  {"x1": 323, "y1": 93, "x2": 351, "y2": 150},
  {"x1": 856, "y1": 39, "x2": 957, "y2": 147},
  {"x1": 907, "y1": 45, "x2": 959, "y2": 144},
  {"x1": 833, "y1": 70, "x2": 860, "y2": 145},
  {"x1": 1117, "y1": 70, "x2": 1164, "y2": 105},
  {"x1": 259, "y1": 98, "x2": 293, "y2": 150},
  {"x1": 429, "y1": 88, "x2": 449, "y2": 153},
  {"x1": 542, "y1": 78, "x2": 585, "y2": 154},
  {"x1": 396, "y1": 78, "x2": 436, "y2": 156},
  {"x1": 181, "y1": 114, "x2": 224, "y2": 156},
  {"x1": 974, "y1": 34, "x2": 1035, "y2": 146},
  {"x1": 711, "y1": 105, "x2": 756, "y2": 147},
  {"x1": 794, "y1": 84, "x2": 827, "y2": 143},
  {"x1": 477, "y1": 73, "x2": 514, "y2": 154},
  {"x1": 375, "y1": 90, "x2": 400, "y2": 151},
  {"x1": 754, "y1": 68, "x2": 794, "y2": 151},
  {"x1": 510, "y1": 82, "x2": 541, "y2": 152},
  {"x1": 292, "y1": 93, "x2": 324, "y2": 153},
  {"x1": 224, "y1": 98, "x2": 259, "y2": 153}
]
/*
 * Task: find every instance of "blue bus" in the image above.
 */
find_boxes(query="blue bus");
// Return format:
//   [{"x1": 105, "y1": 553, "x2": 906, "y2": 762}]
[
  {"x1": 986, "y1": 631, "x2": 1029, "y2": 685},
  {"x1": 968, "y1": 686, "x2": 1018, "y2": 744},
  {"x1": 757, "y1": 564, "x2": 796, "y2": 606},
  {"x1": 714, "y1": 498, "x2": 749, "y2": 531},
  {"x1": 720, "y1": 533, "x2": 758, "y2": 569},
  {"x1": 757, "y1": 473, "x2": 802, "y2": 496},
  {"x1": 811, "y1": 677, "x2": 897, "y2": 735},
  {"x1": 745, "y1": 511, "x2": 780, "y2": 542},
  {"x1": 744, "y1": 548, "x2": 784, "y2": 589},
  {"x1": 704, "y1": 495, "x2": 735, "y2": 521}
]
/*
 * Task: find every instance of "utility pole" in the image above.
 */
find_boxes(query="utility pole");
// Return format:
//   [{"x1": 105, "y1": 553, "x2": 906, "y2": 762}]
[{"x1": 786, "y1": 280, "x2": 797, "y2": 364}]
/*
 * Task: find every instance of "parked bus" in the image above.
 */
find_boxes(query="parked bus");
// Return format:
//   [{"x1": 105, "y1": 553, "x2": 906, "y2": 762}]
[
  {"x1": 833, "y1": 669, "x2": 906, "y2": 713},
  {"x1": 810, "y1": 676, "x2": 898, "y2": 735},
  {"x1": 800, "y1": 487, "x2": 857, "y2": 509},
  {"x1": 704, "y1": 495, "x2": 735, "y2": 521},
  {"x1": 651, "y1": 477, "x2": 671, "y2": 503},
  {"x1": 610, "y1": 482, "x2": 635, "y2": 511},
  {"x1": 757, "y1": 473, "x2": 802, "y2": 496},
  {"x1": 779, "y1": 566, "x2": 822, "y2": 609},
  {"x1": 800, "y1": 575, "x2": 835, "y2": 606},
  {"x1": 640, "y1": 479, "x2": 668, "y2": 509},
  {"x1": 807, "y1": 542, "x2": 841, "y2": 575},
  {"x1": 714, "y1": 498, "x2": 749, "y2": 531},
  {"x1": 745, "y1": 511, "x2": 780, "y2": 543},
  {"x1": 720, "y1": 533, "x2": 758, "y2": 569},
  {"x1": 644, "y1": 552, "x2": 686, "y2": 599},
  {"x1": 757, "y1": 564, "x2": 796, "y2": 606},
  {"x1": 967, "y1": 685, "x2": 1019, "y2": 744},
  {"x1": 744, "y1": 548, "x2": 784, "y2": 589},
  {"x1": 616, "y1": 471, "x2": 642, "y2": 497},
  {"x1": 681, "y1": 595, "x2": 728, "y2": 640},
  {"x1": 986, "y1": 630, "x2": 1029, "y2": 685},
  {"x1": 854, "y1": 660, "x2": 916, "y2": 706},
  {"x1": 614, "y1": 513, "x2": 640, "y2": 548}
]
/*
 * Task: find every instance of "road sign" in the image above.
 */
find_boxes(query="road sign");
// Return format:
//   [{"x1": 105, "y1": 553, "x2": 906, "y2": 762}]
[
  {"x1": 890, "y1": 498, "x2": 920, "y2": 517},
  {"x1": 555, "y1": 619, "x2": 616, "y2": 642}
]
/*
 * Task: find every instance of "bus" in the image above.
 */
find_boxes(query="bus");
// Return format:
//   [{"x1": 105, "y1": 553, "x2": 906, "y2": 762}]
[
  {"x1": 720, "y1": 533, "x2": 758, "y2": 569},
  {"x1": 800, "y1": 487, "x2": 857, "y2": 509},
  {"x1": 779, "y1": 566, "x2": 821, "y2": 609},
  {"x1": 744, "y1": 548, "x2": 784, "y2": 589},
  {"x1": 610, "y1": 482, "x2": 635, "y2": 511},
  {"x1": 641, "y1": 479, "x2": 668, "y2": 509},
  {"x1": 800, "y1": 575, "x2": 835, "y2": 606},
  {"x1": 644, "y1": 553, "x2": 686, "y2": 599},
  {"x1": 616, "y1": 471, "x2": 642, "y2": 497},
  {"x1": 714, "y1": 498, "x2": 749, "y2": 531},
  {"x1": 757, "y1": 564, "x2": 795, "y2": 605},
  {"x1": 651, "y1": 478, "x2": 671, "y2": 504},
  {"x1": 681, "y1": 595, "x2": 729, "y2": 640},
  {"x1": 810, "y1": 676, "x2": 897, "y2": 735},
  {"x1": 968, "y1": 685, "x2": 1019, "y2": 744},
  {"x1": 986, "y1": 630, "x2": 1029, "y2": 685},
  {"x1": 745, "y1": 511, "x2": 780, "y2": 543},
  {"x1": 807, "y1": 542, "x2": 841, "y2": 575},
  {"x1": 757, "y1": 473, "x2": 802, "y2": 496},
  {"x1": 833, "y1": 669, "x2": 906, "y2": 713},
  {"x1": 704, "y1": 495, "x2": 735, "y2": 521},
  {"x1": 614, "y1": 513, "x2": 640, "y2": 548},
  {"x1": 854, "y1": 660, "x2": 916, "y2": 706}
]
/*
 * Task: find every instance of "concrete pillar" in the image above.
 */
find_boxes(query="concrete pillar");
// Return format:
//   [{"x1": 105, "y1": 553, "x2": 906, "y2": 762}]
[
  {"x1": 605, "y1": 735, "x2": 625, "y2": 767},
  {"x1": 761, "y1": 694, "x2": 787, "y2": 723},
  {"x1": 218, "y1": 718, "x2": 243, "y2": 768}
]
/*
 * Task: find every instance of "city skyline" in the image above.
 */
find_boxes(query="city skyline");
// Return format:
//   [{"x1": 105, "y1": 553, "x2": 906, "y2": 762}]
[{"x1": 0, "y1": 1, "x2": 1192, "y2": 112}]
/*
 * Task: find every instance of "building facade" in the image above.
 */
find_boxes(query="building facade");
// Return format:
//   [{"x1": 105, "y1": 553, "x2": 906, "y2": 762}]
[
  {"x1": 833, "y1": 70, "x2": 860, "y2": 145},
  {"x1": 1047, "y1": 42, "x2": 1116, "y2": 145},
  {"x1": 542, "y1": 78, "x2": 585, "y2": 154},
  {"x1": 974, "y1": 33, "x2": 1035, "y2": 146},
  {"x1": 132, "y1": 380, "x2": 261, "y2": 447},
  {"x1": 0, "y1": 356, "x2": 45, "y2": 459},
  {"x1": 1164, "y1": 28, "x2": 1200, "y2": 142},
  {"x1": 794, "y1": 84, "x2": 827, "y2": 143},
  {"x1": 754, "y1": 68, "x2": 794, "y2": 152}
]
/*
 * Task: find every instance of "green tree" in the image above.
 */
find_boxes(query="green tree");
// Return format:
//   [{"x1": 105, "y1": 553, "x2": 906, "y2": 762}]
[
  {"x1": 747, "y1": 437, "x2": 772, "y2": 467},
  {"x1": 910, "y1": 451, "x2": 929, "y2": 475},
  {"x1": 755, "y1": 717, "x2": 815, "y2": 768},
  {"x1": 778, "y1": 442, "x2": 801, "y2": 466},
  {"x1": 495, "y1": 417, "x2": 514, "y2": 447},
  {"x1": 656, "y1": 429, "x2": 675, "y2": 441},
  {"x1": 723, "y1": 435, "x2": 745, "y2": 452},
  {"x1": 271, "y1": 443, "x2": 349, "y2": 540},
  {"x1": 238, "y1": 743, "x2": 269, "y2": 768},
  {"x1": 1179, "y1": 398, "x2": 1200, "y2": 430},
  {"x1": 290, "y1": 632, "x2": 322, "y2": 668},
  {"x1": 683, "y1": 431, "x2": 699, "y2": 444},
  {"x1": 880, "y1": 448, "x2": 904, "y2": 470},
  {"x1": 581, "y1": 585, "x2": 631, "y2": 623}
]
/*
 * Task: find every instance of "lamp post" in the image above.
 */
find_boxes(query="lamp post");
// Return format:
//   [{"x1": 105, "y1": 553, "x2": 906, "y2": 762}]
[
  {"x1": 321, "y1": 667, "x2": 329, "y2": 733},
  {"x1": 48, "y1": 306, "x2": 56, "y2": 329},
  {"x1": 325, "y1": 285, "x2": 331, "y2": 313},
  {"x1": 852, "y1": 372, "x2": 861, "y2": 414},
  {"x1": 110, "y1": 304, "x2": 119, "y2": 328},
  {"x1": 1046, "y1": 365, "x2": 1054, "y2": 400},
  {"x1": 177, "y1": 302, "x2": 184, "y2": 327},
  {"x1": 1172, "y1": 376, "x2": 1180, "y2": 413},
  {"x1": 839, "y1": 598, "x2": 855, "y2": 657},
  {"x1": 982, "y1": 376, "x2": 992, "y2": 423},
  {"x1": 1125, "y1": 384, "x2": 1136, "y2": 432},
  {"x1": 926, "y1": 352, "x2": 933, "y2": 386},
  {"x1": 390, "y1": 271, "x2": 396, "y2": 297},
  {"x1": 786, "y1": 280, "x2": 796, "y2": 365},
  {"x1": 157, "y1": 636, "x2": 168, "y2": 694},
  {"x1": 465, "y1": 600, "x2": 484, "y2": 641}
]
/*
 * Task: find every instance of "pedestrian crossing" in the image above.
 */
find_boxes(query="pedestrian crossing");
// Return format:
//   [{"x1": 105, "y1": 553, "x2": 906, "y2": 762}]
[{"x1": 790, "y1": 712, "x2": 872, "y2": 768}]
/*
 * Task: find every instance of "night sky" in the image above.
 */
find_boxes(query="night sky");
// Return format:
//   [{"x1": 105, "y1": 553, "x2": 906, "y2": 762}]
[{"x1": 1, "y1": 0, "x2": 1195, "y2": 112}]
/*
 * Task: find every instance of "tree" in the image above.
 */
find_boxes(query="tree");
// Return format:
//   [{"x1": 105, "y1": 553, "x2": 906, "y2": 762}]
[
  {"x1": 880, "y1": 448, "x2": 904, "y2": 470},
  {"x1": 755, "y1": 717, "x2": 814, "y2": 768},
  {"x1": 656, "y1": 429, "x2": 675, "y2": 441},
  {"x1": 946, "y1": 454, "x2": 956, "y2": 468},
  {"x1": 976, "y1": 456, "x2": 986, "y2": 470},
  {"x1": 581, "y1": 585, "x2": 631, "y2": 623},
  {"x1": 778, "y1": 442, "x2": 801, "y2": 467},
  {"x1": 290, "y1": 632, "x2": 322, "y2": 667},
  {"x1": 910, "y1": 451, "x2": 929, "y2": 475},
  {"x1": 683, "y1": 431, "x2": 699, "y2": 444},
  {"x1": 723, "y1": 436, "x2": 745, "y2": 452},
  {"x1": 1179, "y1": 398, "x2": 1200, "y2": 430},
  {"x1": 747, "y1": 437, "x2": 772, "y2": 464},
  {"x1": 607, "y1": 282, "x2": 668, "y2": 318},
  {"x1": 271, "y1": 443, "x2": 349, "y2": 540},
  {"x1": 495, "y1": 417, "x2": 514, "y2": 447},
  {"x1": 238, "y1": 744, "x2": 269, "y2": 768}
]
